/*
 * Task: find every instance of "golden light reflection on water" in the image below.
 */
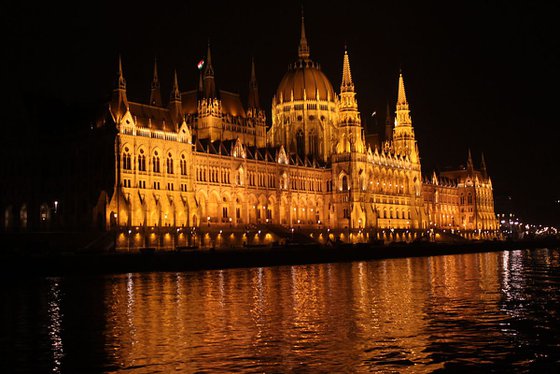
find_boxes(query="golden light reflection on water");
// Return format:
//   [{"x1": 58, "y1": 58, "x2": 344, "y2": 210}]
[
  {"x1": 94, "y1": 252, "x2": 511, "y2": 372},
  {"x1": 7, "y1": 250, "x2": 560, "y2": 372},
  {"x1": 47, "y1": 278, "x2": 64, "y2": 374}
]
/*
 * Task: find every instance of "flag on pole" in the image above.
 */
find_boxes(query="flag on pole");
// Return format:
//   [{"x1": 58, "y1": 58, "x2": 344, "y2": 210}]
[{"x1": 197, "y1": 59, "x2": 205, "y2": 70}]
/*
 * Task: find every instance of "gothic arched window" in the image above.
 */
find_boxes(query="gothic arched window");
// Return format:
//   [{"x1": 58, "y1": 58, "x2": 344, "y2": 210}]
[
  {"x1": 166, "y1": 153, "x2": 174, "y2": 174},
  {"x1": 308, "y1": 129, "x2": 318, "y2": 157},
  {"x1": 180, "y1": 154, "x2": 187, "y2": 175},
  {"x1": 122, "y1": 147, "x2": 131, "y2": 170},
  {"x1": 342, "y1": 175, "x2": 348, "y2": 191},
  {"x1": 296, "y1": 129, "x2": 304, "y2": 160},
  {"x1": 138, "y1": 149, "x2": 146, "y2": 171},
  {"x1": 153, "y1": 151, "x2": 160, "y2": 173}
]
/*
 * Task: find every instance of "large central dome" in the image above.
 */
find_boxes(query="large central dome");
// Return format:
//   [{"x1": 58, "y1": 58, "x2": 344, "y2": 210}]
[
  {"x1": 276, "y1": 60, "x2": 335, "y2": 102},
  {"x1": 275, "y1": 13, "x2": 335, "y2": 103}
]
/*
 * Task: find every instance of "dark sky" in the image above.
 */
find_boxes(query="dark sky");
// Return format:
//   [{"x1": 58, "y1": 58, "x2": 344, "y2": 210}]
[{"x1": 2, "y1": 0, "x2": 559, "y2": 225}]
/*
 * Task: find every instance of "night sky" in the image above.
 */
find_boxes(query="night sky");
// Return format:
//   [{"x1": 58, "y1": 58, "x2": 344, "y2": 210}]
[{"x1": 2, "y1": 0, "x2": 559, "y2": 225}]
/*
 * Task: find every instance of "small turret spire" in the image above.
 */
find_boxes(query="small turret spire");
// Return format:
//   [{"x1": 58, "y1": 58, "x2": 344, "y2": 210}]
[
  {"x1": 467, "y1": 148, "x2": 474, "y2": 172},
  {"x1": 117, "y1": 54, "x2": 126, "y2": 90},
  {"x1": 150, "y1": 57, "x2": 162, "y2": 106},
  {"x1": 111, "y1": 55, "x2": 128, "y2": 122},
  {"x1": 203, "y1": 41, "x2": 217, "y2": 98},
  {"x1": 298, "y1": 8, "x2": 310, "y2": 60},
  {"x1": 248, "y1": 57, "x2": 260, "y2": 109},
  {"x1": 205, "y1": 40, "x2": 214, "y2": 75},
  {"x1": 170, "y1": 70, "x2": 181, "y2": 102},
  {"x1": 341, "y1": 48, "x2": 354, "y2": 93},
  {"x1": 480, "y1": 152, "x2": 488, "y2": 177},
  {"x1": 385, "y1": 101, "x2": 393, "y2": 141},
  {"x1": 169, "y1": 70, "x2": 183, "y2": 125}
]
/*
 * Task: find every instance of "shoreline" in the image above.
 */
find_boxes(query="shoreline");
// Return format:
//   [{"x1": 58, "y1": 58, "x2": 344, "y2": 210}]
[{"x1": 2, "y1": 239, "x2": 559, "y2": 277}]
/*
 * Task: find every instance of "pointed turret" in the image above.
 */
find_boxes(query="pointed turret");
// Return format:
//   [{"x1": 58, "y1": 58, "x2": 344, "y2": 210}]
[
  {"x1": 340, "y1": 47, "x2": 354, "y2": 93},
  {"x1": 203, "y1": 41, "x2": 216, "y2": 98},
  {"x1": 248, "y1": 57, "x2": 260, "y2": 109},
  {"x1": 432, "y1": 170, "x2": 439, "y2": 185},
  {"x1": 395, "y1": 71, "x2": 412, "y2": 126},
  {"x1": 338, "y1": 47, "x2": 360, "y2": 126},
  {"x1": 170, "y1": 70, "x2": 181, "y2": 101},
  {"x1": 480, "y1": 152, "x2": 488, "y2": 178},
  {"x1": 466, "y1": 148, "x2": 474, "y2": 172},
  {"x1": 111, "y1": 55, "x2": 128, "y2": 123},
  {"x1": 117, "y1": 55, "x2": 126, "y2": 87},
  {"x1": 150, "y1": 58, "x2": 162, "y2": 106},
  {"x1": 169, "y1": 70, "x2": 183, "y2": 125},
  {"x1": 298, "y1": 9, "x2": 310, "y2": 60},
  {"x1": 385, "y1": 101, "x2": 393, "y2": 141},
  {"x1": 392, "y1": 70, "x2": 419, "y2": 163}
]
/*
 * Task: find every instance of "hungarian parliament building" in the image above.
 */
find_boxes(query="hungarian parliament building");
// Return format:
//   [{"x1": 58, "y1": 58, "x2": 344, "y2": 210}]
[{"x1": 98, "y1": 17, "x2": 498, "y2": 248}]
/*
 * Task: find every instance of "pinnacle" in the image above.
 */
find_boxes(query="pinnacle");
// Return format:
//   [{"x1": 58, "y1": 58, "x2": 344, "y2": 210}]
[
  {"x1": 298, "y1": 9, "x2": 310, "y2": 60},
  {"x1": 341, "y1": 48, "x2": 354, "y2": 91}
]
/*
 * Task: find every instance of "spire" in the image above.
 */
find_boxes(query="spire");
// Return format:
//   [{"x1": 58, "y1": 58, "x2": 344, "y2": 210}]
[
  {"x1": 111, "y1": 55, "x2": 128, "y2": 122},
  {"x1": 432, "y1": 170, "x2": 439, "y2": 185},
  {"x1": 150, "y1": 57, "x2": 162, "y2": 106},
  {"x1": 203, "y1": 41, "x2": 216, "y2": 98},
  {"x1": 340, "y1": 47, "x2": 354, "y2": 92},
  {"x1": 397, "y1": 70, "x2": 408, "y2": 106},
  {"x1": 395, "y1": 71, "x2": 412, "y2": 126},
  {"x1": 117, "y1": 55, "x2": 126, "y2": 90},
  {"x1": 169, "y1": 70, "x2": 183, "y2": 125},
  {"x1": 170, "y1": 70, "x2": 181, "y2": 102},
  {"x1": 480, "y1": 152, "x2": 488, "y2": 177},
  {"x1": 298, "y1": 8, "x2": 310, "y2": 60},
  {"x1": 248, "y1": 57, "x2": 260, "y2": 109},
  {"x1": 385, "y1": 101, "x2": 393, "y2": 141},
  {"x1": 467, "y1": 148, "x2": 474, "y2": 172},
  {"x1": 204, "y1": 41, "x2": 214, "y2": 76}
]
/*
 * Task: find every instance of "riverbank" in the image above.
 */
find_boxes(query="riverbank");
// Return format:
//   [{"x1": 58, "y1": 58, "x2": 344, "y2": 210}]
[{"x1": 2, "y1": 238, "x2": 559, "y2": 277}]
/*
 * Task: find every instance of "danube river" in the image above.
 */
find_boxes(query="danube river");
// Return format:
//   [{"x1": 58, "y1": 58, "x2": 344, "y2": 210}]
[{"x1": 2, "y1": 249, "x2": 559, "y2": 372}]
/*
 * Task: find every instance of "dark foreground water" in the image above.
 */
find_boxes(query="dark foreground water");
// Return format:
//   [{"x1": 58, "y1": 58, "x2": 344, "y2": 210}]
[{"x1": 2, "y1": 249, "x2": 560, "y2": 373}]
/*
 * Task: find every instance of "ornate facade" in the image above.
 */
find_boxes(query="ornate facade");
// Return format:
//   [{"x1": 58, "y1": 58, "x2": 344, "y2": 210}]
[{"x1": 101, "y1": 16, "x2": 498, "y2": 248}]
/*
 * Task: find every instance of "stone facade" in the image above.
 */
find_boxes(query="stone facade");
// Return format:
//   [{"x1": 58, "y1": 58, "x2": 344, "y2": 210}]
[{"x1": 99, "y1": 16, "x2": 498, "y2": 249}]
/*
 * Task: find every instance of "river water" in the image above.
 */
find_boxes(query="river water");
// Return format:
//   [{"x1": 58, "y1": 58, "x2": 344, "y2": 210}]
[{"x1": 2, "y1": 249, "x2": 560, "y2": 372}]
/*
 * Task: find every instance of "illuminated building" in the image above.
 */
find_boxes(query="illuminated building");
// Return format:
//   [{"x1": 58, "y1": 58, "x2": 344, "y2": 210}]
[{"x1": 93, "y1": 15, "x2": 498, "y2": 247}]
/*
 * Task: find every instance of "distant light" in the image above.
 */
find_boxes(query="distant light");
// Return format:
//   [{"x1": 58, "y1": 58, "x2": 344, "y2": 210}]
[{"x1": 197, "y1": 59, "x2": 205, "y2": 70}]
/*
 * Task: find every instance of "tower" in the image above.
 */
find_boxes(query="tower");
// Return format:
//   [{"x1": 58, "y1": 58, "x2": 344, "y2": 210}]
[
  {"x1": 337, "y1": 47, "x2": 364, "y2": 154},
  {"x1": 392, "y1": 71, "x2": 419, "y2": 164},
  {"x1": 196, "y1": 42, "x2": 222, "y2": 141},
  {"x1": 332, "y1": 47, "x2": 368, "y2": 232}
]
